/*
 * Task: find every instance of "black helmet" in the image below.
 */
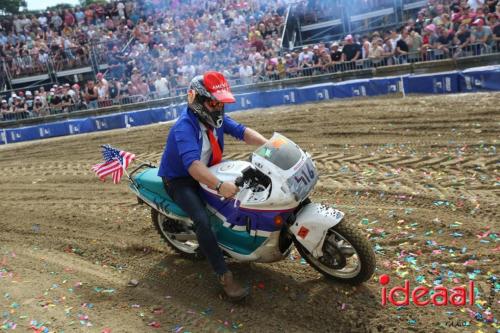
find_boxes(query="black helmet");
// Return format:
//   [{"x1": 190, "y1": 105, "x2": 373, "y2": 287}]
[{"x1": 188, "y1": 71, "x2": 235, "y2": 128}]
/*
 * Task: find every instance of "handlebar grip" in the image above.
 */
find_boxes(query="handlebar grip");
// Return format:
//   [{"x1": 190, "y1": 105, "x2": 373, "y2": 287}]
[{"x1": 234, "y1": 176, "x2": 244, "y2": 188}]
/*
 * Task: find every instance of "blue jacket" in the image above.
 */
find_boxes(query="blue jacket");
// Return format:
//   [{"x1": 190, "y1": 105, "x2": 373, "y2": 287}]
[{"x1": 158, "y1": 107, "x2": 246, "y2": 180}]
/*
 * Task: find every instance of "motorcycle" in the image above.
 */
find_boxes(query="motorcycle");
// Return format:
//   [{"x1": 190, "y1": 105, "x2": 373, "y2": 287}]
[{"x1": 128, "y1": 133, "x2": 376, "y2": 284}]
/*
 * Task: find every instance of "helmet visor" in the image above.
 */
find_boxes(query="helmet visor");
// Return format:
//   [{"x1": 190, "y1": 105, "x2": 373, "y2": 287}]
[{"x1": 211, "y1": 89, "x2": 235, "y2": 103}]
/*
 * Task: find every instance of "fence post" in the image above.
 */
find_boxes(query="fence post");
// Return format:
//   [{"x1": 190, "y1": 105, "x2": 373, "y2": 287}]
[{"x1": 1, "y1": 129, "x2": 7, "y2": 145}]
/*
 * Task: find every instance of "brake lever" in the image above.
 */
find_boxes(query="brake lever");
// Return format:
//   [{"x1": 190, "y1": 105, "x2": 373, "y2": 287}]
[{"x1": 233, "y1": 182, "x2": 252, "y2": 208}]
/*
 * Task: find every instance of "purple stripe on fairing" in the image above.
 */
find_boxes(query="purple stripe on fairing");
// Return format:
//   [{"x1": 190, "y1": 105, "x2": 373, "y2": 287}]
[
  {"x1": 239, "y1": 206, "x2": 296, "y2": 213},
  {"x1": 201, "y1": 189, "x2": 289, "y2": 232}
]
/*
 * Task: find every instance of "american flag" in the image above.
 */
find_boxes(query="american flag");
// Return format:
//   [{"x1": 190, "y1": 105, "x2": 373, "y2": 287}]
[{"x1": 92, "y1": 145, "x2": 136, "y2": 184}]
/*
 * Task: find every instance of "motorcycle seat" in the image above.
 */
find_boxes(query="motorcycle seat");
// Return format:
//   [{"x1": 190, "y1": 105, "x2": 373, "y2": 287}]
[{"x1": 132, "y1": 167, "x2": 188, "y2": 218}]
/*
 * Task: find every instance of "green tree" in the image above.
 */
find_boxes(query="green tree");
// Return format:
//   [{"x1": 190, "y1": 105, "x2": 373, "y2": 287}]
[
  {"x1": 46, "y1": 3, "x2": 75, "y2": 12},
  {"x1": 0, "y1": 0, "x2": 27, "y2": 14},
  {"x1": 79, "y1": 0, "x2": 107, "y2": 7}
]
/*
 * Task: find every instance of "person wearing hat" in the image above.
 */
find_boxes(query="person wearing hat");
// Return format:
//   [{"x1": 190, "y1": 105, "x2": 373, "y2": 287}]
[
  {"x1": 1, "y1": 99, "x2": 12, "y2": 120},
  {"x1": 13, "y1": 95, "x2": 29, "y2": 119},
  {"x1": 298, "y1": 45, "x2": 314, "y2": 76},
  {"x1": 158, "y1": 71, "x2": 267, "y2": 301},
  {"x1": 329, "y1": 42, "x2": 342, "y2": 63},
  {"x1": 33, "y1": 95, "x2": 48, "y2": 117},
  {"x1": 284, "y1": 53, "x2": 298, "y2": 78},
  {"x1": 471, "y1": 18, "x2": 494, "y2": 54},
  {"x1": 8, "y1": 93, "x2": 17, "y2": 108},
  {"x1": 341, "y1": 34, "x2": 361, "y2": 63},
  {"x1": 25, "y1": 90, "x2": 34, "y2": 114},
  {"x1": 421, "y1": 24, "x2": 438, "y2": 60}
]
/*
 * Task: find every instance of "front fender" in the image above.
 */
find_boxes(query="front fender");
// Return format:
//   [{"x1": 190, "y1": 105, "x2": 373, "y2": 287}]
[{"x1": 289, "y1": 203, "x2": 344, "y2": 258}]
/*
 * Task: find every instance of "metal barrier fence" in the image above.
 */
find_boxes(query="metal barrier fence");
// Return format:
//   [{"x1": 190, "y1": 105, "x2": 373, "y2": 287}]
[
  {"x1": 228, "y1": 42, "x2": 499, "y2": 85},
  {"x1": 1, "y1": 42, "x2": 499, "y2": 122}
]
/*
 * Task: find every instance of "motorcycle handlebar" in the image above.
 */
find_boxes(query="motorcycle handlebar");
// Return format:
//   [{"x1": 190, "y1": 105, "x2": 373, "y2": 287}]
[{"x1": 234, "y1": 176, "x2": 244, "y2": 188}]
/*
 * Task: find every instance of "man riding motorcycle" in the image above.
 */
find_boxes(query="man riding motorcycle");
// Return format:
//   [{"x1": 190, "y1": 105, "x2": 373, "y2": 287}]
[{"x1": 158, "y1": 71, "x2": 268, "y2": 300}]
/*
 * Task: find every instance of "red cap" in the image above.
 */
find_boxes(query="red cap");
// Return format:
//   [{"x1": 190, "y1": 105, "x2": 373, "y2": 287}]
[
  {"x1": 203, "y1": 71, "x2": 235, "y2": 103},
  {"x1": 473, "y1": 18, "x2": 484, "y2": 26}
]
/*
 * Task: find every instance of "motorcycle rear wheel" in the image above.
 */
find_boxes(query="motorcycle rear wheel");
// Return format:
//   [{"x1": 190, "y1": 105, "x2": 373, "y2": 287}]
[
  {"x1": 151, "y1": 209, "x2": 204, "y2": 260},
  {"x1": 293, "y1": 221, "x2": 376, "y2": 285}
]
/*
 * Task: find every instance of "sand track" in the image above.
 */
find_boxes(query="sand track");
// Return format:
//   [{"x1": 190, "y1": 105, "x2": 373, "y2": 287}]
[{"x1": 0, "y1": 93, "x2": 498, "y2": 333}]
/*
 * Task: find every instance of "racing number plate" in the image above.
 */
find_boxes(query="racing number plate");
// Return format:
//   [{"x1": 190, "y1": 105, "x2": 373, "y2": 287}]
[{"x1": 286, "y1": 158, "x2": 318, "y2": 201}]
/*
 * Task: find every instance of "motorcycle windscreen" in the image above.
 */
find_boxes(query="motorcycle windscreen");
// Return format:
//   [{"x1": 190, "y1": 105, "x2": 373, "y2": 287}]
[
  {"x1": 254, "y1": 133, "x2": 302, "y2": 170},
  {"x1": 254, "y1": 133, "x2": 318, "y2": 201}
]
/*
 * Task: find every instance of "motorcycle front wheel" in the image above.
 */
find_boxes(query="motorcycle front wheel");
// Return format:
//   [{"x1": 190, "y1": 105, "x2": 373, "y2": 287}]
[{"x1": 293, "y1": 221, "x2": 376, "y2": 285}]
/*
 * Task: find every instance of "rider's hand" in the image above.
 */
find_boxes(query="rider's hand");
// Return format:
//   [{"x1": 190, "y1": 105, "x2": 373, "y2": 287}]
[{"x1": 219, "y1": 181, "x2": 238, "y2": 198}]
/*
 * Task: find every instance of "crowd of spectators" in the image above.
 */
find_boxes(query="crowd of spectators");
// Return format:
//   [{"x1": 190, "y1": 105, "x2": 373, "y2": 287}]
[
  {"x1": 0, "y1": 0, "x2": 289, "y2": 85},
  {"x1": 1, "y1": 0, "x2": 500, "y2": 121},
  {"x1": 282, "y1": 0, "x2": 500, "y2": 75}
]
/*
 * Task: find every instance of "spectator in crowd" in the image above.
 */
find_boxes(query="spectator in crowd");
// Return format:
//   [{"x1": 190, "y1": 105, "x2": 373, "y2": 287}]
[
  {"x1": 108, "y1": 77, "x2": 122, "y2": 101},
  {"x1": 395, "y1": 28, "x2": 410, "y2": 63},
  {"x1": 96, "y1": 72, "x2": 109, "y2": 92},
  {"x1": 2, "y1": 0, "x2": 499, "y2": 122},
  {"x1": 13, "y1": 95, "x2": 29, "y2": 118},
  {"x1": 361, "y1": 36, "x2": 371, "y2": 59},
  {"x1": 32, "y1": 95, "x2": 48, "y2": 116},
  {"x1": 96, "y1": 78, "x2": 109, "y2": 102},
  {"x1": 125, "y1": 81, "x2": 137, "y2": 96},
  {"x1": 454, "y1": 23, "x2": 473, "y2": 56},
  {"x1": 0, "y1": 99, "x2": 11, "y2": 120},
  {"x1": 61, "y1": 84, "x2": 75, "y2": 112},
  {"x1": 48, "y1": 87, "x2": 62, "y2": 113},
  {"x1": 421, "y1": 24, "x2": 439, "y2": 59},
  {"x1": 137, "y1": 76, "x2": 150, "y2": 98},
  {"x1": 435, "y1": 26, "x2": 455, "y2": 57},
  {"x1": 471, "y1": 18, "x2": 494, "y2": 52},
  {"x1": 318, "y1": 49, "x2": 333, "y2": 72},
  {"x1": 83, "y1": 80, "x2": 98, "y2": 109},
  {"x1": 264, "y1": 58, "x2": 279, "y2": 80},
  {"x1": 38, "y1": 87, "x2": 47, "y2": 105},
  {"x1": 330, "y1": 42, "x2": 342, "y2": 63},
  {"x1": 341, "y1": 35, "x2": 361, "y2": 62},
  {"x1": 409, "y1": 30, "x2": 423, "y2": 55},
  {"x1": 284, "y1": 53, "x2": 298, "y2": 77},
  {"x1": 369, "y1": 38, "x2": 386, "y2": 66},
  {"x1": 239, "y1": 60, "x2": 254, "y2": 85},
  {"x1": 254, "y1": 57, "x2": 266, "y2": 80},
  {"x1": 153, "y1": 72, "x2": 169, "y2": 98},
  {"x1": 493, "y1": 15, "x2": 500, "y2": 49},
  {"x1": 24, "y1": 90, "x2": 34, "y2": 113},
  {"x1": 383, "y1": 37, "x2": 396, "y2": 65},
  {"x1": 298, "y1": 45, "x2": 314, "y2": 75},
  {"x1": 276, "y1": 57, "x2": 286, "y2": 79},
  {"x1": 311, "y1": 45, "x2": 322, "y2": 72}
]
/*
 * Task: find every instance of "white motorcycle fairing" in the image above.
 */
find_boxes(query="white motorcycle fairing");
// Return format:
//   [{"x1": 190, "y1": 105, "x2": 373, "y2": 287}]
[{"x1": 289, "y1": 203, "x2": 345, "y2": 258}]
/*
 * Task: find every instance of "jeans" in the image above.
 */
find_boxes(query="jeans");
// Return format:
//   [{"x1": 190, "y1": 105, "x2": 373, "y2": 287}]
[{"x1": 162, "y1": 177, "x2": 228, "y2": 276}]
